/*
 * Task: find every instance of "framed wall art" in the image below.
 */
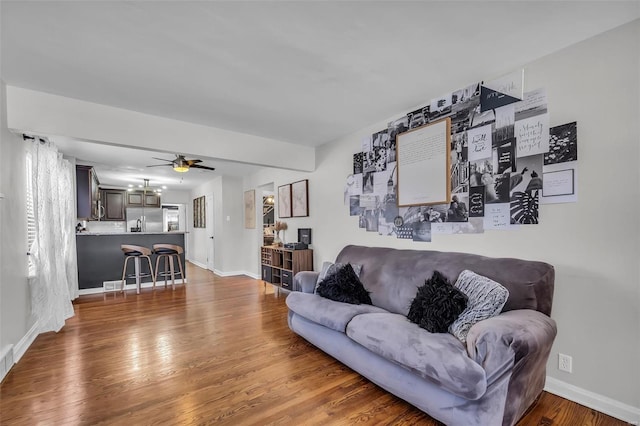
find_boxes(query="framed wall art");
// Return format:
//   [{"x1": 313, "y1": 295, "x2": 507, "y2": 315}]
[
  {"x1": 278, "y1": 184, "x2": 292, "y2": 218},
  {"x1": 291, "y1": 179, "x2": 309, "y2": 217},
  {"x1": 397, "y1": 117, "x2": 451, "y2": 207},
  {"x1": 193, "y1": 195, "x2": 206, "y2": 228},
  {"x1": 244, "y1": 189, "x2": 256, "y2": 229}
]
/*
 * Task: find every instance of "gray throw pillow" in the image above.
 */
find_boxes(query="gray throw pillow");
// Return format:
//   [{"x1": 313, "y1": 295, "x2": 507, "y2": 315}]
[
  {"x1": 314, "y1": 261, "x2": 362, "y2": 294},
  {"x1": 449, "y1": 270, "x2": 509, "y2": 343}
]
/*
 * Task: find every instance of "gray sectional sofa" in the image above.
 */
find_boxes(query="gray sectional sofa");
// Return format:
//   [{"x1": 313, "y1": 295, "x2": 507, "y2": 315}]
[{"x1": 286, "y1": 245, "x2": 556, "y2": 426}]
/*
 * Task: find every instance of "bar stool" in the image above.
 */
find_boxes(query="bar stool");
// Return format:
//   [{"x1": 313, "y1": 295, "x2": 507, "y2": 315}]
[
  {"x1": 121, "y1": 245, "x2": 155, "y2": 294},
  {"x1": 153, "y1": 244, "x2": 185, "y2": 290}
]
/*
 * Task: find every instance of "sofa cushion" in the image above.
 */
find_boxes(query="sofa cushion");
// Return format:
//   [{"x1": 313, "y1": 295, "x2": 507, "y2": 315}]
[
  {"x1": 316, "y1": 263, "x2": 372, "y2": 305},
  {"x1": 449, "y1": 270, "x2": 509, "y2": 343},
  {"x1": 334, "y1": 245, "x2": 554, "y2": 316},
  {"x1": 346, "y1": 312, "x2": 487, "y2": 400},
  {"x1": 315, "y1": 261, "x2": 362, "y2": 293},
  {"x1": 407, "y1": 271, "x2": 468, "y2": 333},
  {"x1": 286, "y1": 292, "x2": 388, "y2": 333}
]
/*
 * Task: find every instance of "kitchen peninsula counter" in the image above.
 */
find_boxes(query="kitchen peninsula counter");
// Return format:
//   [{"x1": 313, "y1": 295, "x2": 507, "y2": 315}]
[{"x1": 76, "y1": 232, "x2": 186, "y2": 290}]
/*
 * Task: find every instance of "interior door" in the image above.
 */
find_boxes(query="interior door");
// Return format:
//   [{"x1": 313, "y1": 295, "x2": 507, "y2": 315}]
[{"x1": 206, "y1": 193, "x2": 215, "y2": 271}]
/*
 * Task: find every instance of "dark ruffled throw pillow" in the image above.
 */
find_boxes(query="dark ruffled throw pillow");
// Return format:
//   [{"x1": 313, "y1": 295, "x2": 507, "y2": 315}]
[
  {"x1": 407, "y1": 271, "x2": 468, "y2": 333},
  {"x1": 316, "y1": 264, "x2": 372, "y2": 305}
]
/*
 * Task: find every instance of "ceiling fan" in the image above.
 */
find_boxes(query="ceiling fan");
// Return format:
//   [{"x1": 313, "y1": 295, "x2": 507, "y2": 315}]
[{"x1": 147, "y1": 154, "x2": 216, "y2": 173}]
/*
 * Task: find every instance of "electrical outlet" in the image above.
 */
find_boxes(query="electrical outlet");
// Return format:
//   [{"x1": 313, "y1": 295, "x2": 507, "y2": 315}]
[{"x1": 558, "y1": 353, "x2": 572, "y2": 373}]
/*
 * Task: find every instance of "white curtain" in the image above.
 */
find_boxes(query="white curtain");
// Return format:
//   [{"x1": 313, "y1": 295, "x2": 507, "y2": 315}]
[{"x1": 27, "y1": 139, "x2": 77, "y2": 333}]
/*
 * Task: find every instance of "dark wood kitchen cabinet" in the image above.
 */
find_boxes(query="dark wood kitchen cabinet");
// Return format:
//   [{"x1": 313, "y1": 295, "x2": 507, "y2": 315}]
[
  {"x1": 100, "y1": 189, "x2": 126, "y2": 221},
  {"x1": 126, "y1": 191, "x2": 161, "y2": 207},
  {"x1": 76, "y1": 165, "x2": 99, "y2": 219}
]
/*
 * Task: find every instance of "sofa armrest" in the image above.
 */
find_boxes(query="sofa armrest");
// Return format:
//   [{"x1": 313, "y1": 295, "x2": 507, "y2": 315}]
[
  {"x1": 467, "y1": 310, "x2": 557, "y2": 378},
  {"x1": 466, "y1": 309, "x2": 557, "y2": 425},
  {"x1": 294, "y1": 271, "x2": 320, "y2": 293}
]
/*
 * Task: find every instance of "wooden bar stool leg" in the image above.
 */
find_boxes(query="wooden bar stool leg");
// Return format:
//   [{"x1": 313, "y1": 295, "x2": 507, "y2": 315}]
[
  {"x1": 121, "y1": 256, "x2": 131, "y2": 292},
  {"x1": 154, "y1": 256, "x2": 160, "y2": 289},
  {"x1": 176, "y1": 254, "x2": 185, "y2": 286},
  {"x1": 134, "y1": 256, "x2": 141, "y2": 294},
  {"x1": 169, "y1": 255, "x2": 176, "y2": 290},
  {"x1": 164, "y1": 255, "x2": 169, "y2": 288},
  {"x1": 144, "y1": 255, "x2": 155, "y2": 287}
]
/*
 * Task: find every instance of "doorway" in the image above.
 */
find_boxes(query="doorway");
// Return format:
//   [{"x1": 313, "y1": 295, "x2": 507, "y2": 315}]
[{"x1": 206, "y1": 193, "x2": 215, "y2": 271}]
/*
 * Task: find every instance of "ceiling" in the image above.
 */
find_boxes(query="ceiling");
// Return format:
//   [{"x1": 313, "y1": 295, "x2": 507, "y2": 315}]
[{"x1": 2, "y1": 1, "x2": 638, "y2": 189}]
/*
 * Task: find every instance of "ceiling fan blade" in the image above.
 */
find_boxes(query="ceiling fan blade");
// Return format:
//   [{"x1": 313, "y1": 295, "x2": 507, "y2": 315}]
[
  {"x1": 151, "y1": 157, "x2": 175, "y2": 163},
  {"x1": 190, "y1": 164, "x2": 216, "y2": 171},
  {"x1": 146, "y1": 164, "x2": 173, "y2": 167},
  {"x1": 185, "y1": 159, "x2": 202, "y2": 165}
]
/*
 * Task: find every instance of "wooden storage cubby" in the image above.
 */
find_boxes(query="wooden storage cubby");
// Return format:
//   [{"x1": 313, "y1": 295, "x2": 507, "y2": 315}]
[{"x1": 260, "y1": 246, "x2": 313, "y2": 291}]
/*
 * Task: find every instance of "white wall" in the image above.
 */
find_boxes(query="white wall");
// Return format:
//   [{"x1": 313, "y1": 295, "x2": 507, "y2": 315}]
[
  {"x1": 0, "y1": 81, "x2": 33, "y2": 360},
  {"x1": 189, "y1": 176, "x2": 245, "y2": 274},
  {"x1": 160, "y1": 189, "x2": 190, "y2": 205},
  {"x1": 242, "y1": 21, "x2": 640, "y2": 414}
]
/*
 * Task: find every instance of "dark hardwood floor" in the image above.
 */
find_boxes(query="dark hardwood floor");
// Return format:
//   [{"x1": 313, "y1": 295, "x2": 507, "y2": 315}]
[{"x1": 0, "y1": 263, "x2": 627, "y2": 425}]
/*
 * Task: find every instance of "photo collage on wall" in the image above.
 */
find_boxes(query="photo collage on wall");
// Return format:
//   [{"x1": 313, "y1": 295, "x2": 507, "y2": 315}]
[{"x1": 344, "y1": 70, "x2": 578, "y2": 242}]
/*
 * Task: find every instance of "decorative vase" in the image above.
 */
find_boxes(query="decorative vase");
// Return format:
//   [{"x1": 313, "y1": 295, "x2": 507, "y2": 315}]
[{"x1": 273, "y1": 231, "x2": 282, "y2": 246}]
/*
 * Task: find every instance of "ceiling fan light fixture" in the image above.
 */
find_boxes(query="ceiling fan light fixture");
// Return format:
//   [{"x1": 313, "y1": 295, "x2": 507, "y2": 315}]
[{"x1": 173, "y1": 159, "x2": 190, "y2": 173}]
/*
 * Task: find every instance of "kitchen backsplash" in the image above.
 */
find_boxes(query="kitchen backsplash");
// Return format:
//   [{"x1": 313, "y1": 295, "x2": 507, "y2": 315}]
[{"x1": 84, "y1": 221, "x2": 126, "y2": 233}]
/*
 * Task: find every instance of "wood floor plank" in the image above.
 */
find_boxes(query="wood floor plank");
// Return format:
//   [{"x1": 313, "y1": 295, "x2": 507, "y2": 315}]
[{"x1": 0, "y1": 263, "x2": 628, "y2": 425}]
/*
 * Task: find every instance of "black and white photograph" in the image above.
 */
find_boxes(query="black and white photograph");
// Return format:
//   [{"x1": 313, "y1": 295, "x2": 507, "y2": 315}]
[
  {"x1": 373, "y1": 146, "x2": 387, "y2": 172},
  {"x1": 545, "y1": 122, "x2": 577, "y2": 165},
  {"x1": 451, "y1": 131, "x2": 468, "y2": 164},
  {"x1": 493, "y1": 104, "x2": 515, "y2": 146},
  {"x1": 401, "y1": 206, "x2": 429, "y2": 226},
  {"x1": 509, "y1": 154, "x2": 544, "y2": 225},
  {"x1": 468, "y1": 103, "x2": 496, "y2": 130},
  {"x1": 508, "y1": 154, "x2": 544, "y2": 196},
  {"x1": 363, "y1": 150, "x2": 376, "y2": 173},
  {"x1": 349, "y1": 195, "x2": 362, "y2": 216},
  {"x1": 429, "y1": 93, "x2": 452, "y2": 121},
  {"x1": 496, "y1": 139, "x2": 516, "y2": 174},
  {"x1": 364, "y1": 209, "x2": 379, "y2": 232},
  {"x1": 362, "y1": 171, "x2": 374, "y2": 194},
  {"x1": 469, "y1": 159, "x2": 492, "y2": 187},
  {"x1": 425, "y1": 204, "x2": 448, "y2": 223},
  {"x1": 387, "y1": 116, "x2": 409, "y2": 145},
  {"x1": 396, "y1": 225, "x2": 413, "y2": 239},
  {"x1": 485, "y1": 172, "x2": 511, "y2": 204},
  {"x1": 445, "y1": 193, "x2": 469, "y2": 222},
  {"x1": 372, "y1": 129, "x2": 389, "y2": 149},
  {"x1": 452, "y1": 82, "x2": 480, "y2": 105},
  {"x1": 515, "y1": 88, "x2": 547, "y2": 121},
  {"x1": 510, "y1": 190, "x2": 539, "y2": 225},
  {"x1": 407, "y1": 106, "x2": 429, "y2": 129},
  {"x1": 450, "y1": 96, "x2": 480, "y2": 134},
  {"x1": 353, "y1": 152, "x2": 363, "y2": 174},
  {"x1": 451, "y1": 160, "x2": 469, "y2": 194},
  {"x1": 469, "y1": 185, "x2": 485, "y2": 218},
  {"x1": 412, "y1": 220, "x2": 432, "y2": 242}
]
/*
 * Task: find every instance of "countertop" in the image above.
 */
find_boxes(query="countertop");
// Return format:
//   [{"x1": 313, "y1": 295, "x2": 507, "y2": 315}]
[{"x1": 76, "y1": 231, "x2": 187, "y2": 236}]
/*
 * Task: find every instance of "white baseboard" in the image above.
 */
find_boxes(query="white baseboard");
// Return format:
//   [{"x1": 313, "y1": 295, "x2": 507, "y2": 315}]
[
  {"x1": 188, "y1": 259, "x2": 207, "y2": 269},
  {"x1": 245, "y1": 272, "x2": 260, "y2": 280},
  {"x1": 545, "y1": 376, "x2": 640, "y2": 424},
  {"x1": 14, "y1": 321, "x2": 39, "y2": 363},
  {"x1": 213, "y1": 269, "x2": 257, "y2": 278},
  {"x1": 78, "y1": 279, "x2": 187, "y2": 296},
  {"x1": 185, "y1": 258, "x2": 258, "y2": 279}
]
